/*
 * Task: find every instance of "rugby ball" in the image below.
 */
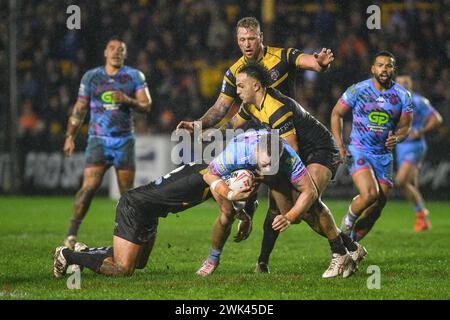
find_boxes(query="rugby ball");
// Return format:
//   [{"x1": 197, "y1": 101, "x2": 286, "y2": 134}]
[{"x1": 226, "y1": 169, "x2": 254, "y2": 191}]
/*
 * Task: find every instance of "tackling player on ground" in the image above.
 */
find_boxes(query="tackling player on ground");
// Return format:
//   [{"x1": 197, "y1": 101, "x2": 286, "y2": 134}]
[
  {"x1": 53, "y1": 162, "x2": 253, "y2": 277},
  {"x1": 394, "y1": 75, "x2": 442, "y2": 232},
  {"x1": 63, "y1": 36, "x2": 152, "y2": 249},
  {"x1": 331, "y1": 51, "x2": 413, "y2": 241}
]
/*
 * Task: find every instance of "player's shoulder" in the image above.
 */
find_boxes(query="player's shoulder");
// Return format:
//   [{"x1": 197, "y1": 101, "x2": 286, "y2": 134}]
[
  {"x1": 123, "y1": 66, "x2": 146, "y2": 79},
  {"x1": 392, "y1": 82, "x2": 412, "y2": 102},
  {"x1": 266, "y1": 46, "x2": 285, "y2": 59},
  {"x1": 347, "y1": 79, "x2": 371, "y2": 95},
  {"x1": 412, "y1": 92, "x2": 432, "y2": 109},
  {"x1": 82, "y1": 67, "x2": 102, "y2": 80},
  {"x1": 227, "y1": 56, "x2": 246, "y2": 78},
  {"x1": 267, "y1": 88, "x2": 292, "y2": 108}
]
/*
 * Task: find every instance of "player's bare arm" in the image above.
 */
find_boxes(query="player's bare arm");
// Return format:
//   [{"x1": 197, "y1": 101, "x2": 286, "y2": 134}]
[
  {"x1": 63, "y1": 98, "x2": 89, "y2": 157},
  {"x1": 410, "y1": 111, "x2": 443, "y2": 139},
  {"x1": 385, "y1": 112, "x2": 413, "y2": 150},
  {"x1": 298, "y1": 48, "x2": 334, "y2": 72},
  {"x1": 331, "y1": 100, "x2": 350, "y2": 162},
  {"x1": 282, "y1": 133, "x2": 300, "y2": 154},
  {"x1": 177, "y1": 95, "x2": 234, "y2": 132},
  {"x1": 111, "y1": 87, "x2": 152, "y2": 113},
  {"x1": 272, "y1": 172, "x2": 318, "y2": 232}
]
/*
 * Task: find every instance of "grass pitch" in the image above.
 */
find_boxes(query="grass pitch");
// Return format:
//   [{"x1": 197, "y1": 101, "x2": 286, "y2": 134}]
[{"x1": 0, "y1": 196, "x2": 449, "y2": 300}]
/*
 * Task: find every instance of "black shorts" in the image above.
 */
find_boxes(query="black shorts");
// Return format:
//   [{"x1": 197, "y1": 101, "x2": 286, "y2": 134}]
[
  {"x1": 114, "y1": 195, "x2": 163, "y2": 245},
  {"x1": 301, "y1": 147, "x2": 340, "y2": 179}
]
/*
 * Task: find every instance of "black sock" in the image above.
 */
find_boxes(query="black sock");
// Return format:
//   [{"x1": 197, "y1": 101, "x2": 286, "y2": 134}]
[
  {"x1": 63, "y1": 247, "x2": 113, "y2": 273},
  {"x1": 258, "y1": 215, "x2": 279, "y2": 264},
  {"x1": 354, "y1": 207, "x2": 383, "y2": 241},
  {"x1": 67, "y1": 219, "x2": 82, "y2": 237},
  {"x1": 329, "y1": 236, "x2": 347, "y2": 255},
  {"x1": 340, "y1": 232, "x2": 358, "y2": 251}
]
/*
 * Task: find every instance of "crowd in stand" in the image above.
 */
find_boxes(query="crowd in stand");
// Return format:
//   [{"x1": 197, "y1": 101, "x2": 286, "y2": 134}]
[{"x1": 0, "y1": 0, "x2": 448, "y2": 153}]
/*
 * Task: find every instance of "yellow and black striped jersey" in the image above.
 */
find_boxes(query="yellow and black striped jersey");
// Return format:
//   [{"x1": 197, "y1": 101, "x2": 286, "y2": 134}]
[
  {"x1": 236, "y1": 88, "x2": 336, "y2": 155},
  {"x1": 220, "y1": 46, "x2": 303, "y2": 101}
]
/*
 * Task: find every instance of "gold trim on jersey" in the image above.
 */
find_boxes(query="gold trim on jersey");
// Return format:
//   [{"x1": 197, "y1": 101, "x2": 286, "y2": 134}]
[
  {"x1": 228, "y1": 47, "x2": 287, "y2": 79},
  {"x1": 271, "y1": 72, "x2": 288, "y2": 88},
  {"x1": 295, "y1": 53, "x2": 304, "y2": 67},
  {"x1": 224, "y1": 76, "x2": 235, "y2": 87},
  {"x1": 280, "y1": 129, "x2": 296, "y2": 138},
  {"x1": 272, "y1": 111, "x2": 293, "y2": 128},
  {"x1": 218, "y1": 92, "x2": 234, "y2": 101},
  {"x1": 244, "y1": 92, "x2": 285, "y2": 125}
]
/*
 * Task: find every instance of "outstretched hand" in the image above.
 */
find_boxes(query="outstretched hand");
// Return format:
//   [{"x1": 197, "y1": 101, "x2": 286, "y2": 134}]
[{"x1": 314, "y1": 48, "x2": 334, "y2": 68}]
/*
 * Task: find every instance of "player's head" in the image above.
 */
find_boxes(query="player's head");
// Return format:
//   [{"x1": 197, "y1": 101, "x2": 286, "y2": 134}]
[
  {"x1": 104, "y1": 36, "x2": 127, "y2": 68},
  {"x1": 371, "y1": 51, "x2": 396, "y2": 85},
  {"x1": 395, "y1": 74, "x2": 413, "y2": 91},
  {"x1": 236, "y1": 62, "x2": 271, "y2": 104},
  {"x1": 236, "y1": 17, "x2": 264, "y2": 60},
  {"x1": 255, "y1": 133, "x2": 284, "y2": 175}
]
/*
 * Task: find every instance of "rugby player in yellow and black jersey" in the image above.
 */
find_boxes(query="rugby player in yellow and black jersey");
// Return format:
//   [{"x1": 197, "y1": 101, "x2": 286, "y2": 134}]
[
  {"x1": 176, "y1": 16, "x2": 334, "y2": 131},
  {"x1": 220, "y1": 62, "x2": 366, "y2": 275}
]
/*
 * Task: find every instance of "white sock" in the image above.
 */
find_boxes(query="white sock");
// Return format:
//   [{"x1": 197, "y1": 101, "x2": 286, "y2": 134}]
[{"x1": 344, "y1": 207, "x2": 358, "y2": 225}]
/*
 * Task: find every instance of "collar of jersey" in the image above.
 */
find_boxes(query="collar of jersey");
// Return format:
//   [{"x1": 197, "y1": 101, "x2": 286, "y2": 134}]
[
  {"x1": 102, "y1": 66, "x2": 125, "y2": 77},
  {"x1": 370, "y1": 77, "x2": 395, "y2": 94},
  {"x1": 243, "y1": 46, "x2": 267, "y2": 64},
  {"x1": 256, "y1": 89, "x2": 268, "y2": 111}
]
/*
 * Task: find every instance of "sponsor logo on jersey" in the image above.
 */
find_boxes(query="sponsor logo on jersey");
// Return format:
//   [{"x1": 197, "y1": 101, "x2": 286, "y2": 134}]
[
  {"x1": 101, "y1": 91, "x2": 119, "y2": 110},
  {"x1": 367, "y1": 111, "x2": 390, "y2": 132},
  {"x1": 368, "y1": 111, "x2": 390, "y2": 125}
]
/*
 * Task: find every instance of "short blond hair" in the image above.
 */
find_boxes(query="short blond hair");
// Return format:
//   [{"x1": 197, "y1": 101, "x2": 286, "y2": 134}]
[{"x1": 236, "y1": 17, "x2": 261, "y2": 33}]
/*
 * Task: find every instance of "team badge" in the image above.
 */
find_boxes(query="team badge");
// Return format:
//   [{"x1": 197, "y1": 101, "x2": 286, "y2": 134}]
[
  {"x1": 270, "y1": 69, "x2": 280, "y2": 81},
  {"x1": 357, "y1": 158, "x2": 366, "y2": 165},
  {"x1": 389, "y1": 96, "x2": 398, "y2": 105}
]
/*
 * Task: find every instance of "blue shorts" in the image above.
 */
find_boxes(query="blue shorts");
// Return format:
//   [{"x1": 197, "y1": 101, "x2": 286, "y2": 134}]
[
  {"x1": 346, "y1": 145, "x2": 394, "y2": 188},
  {"x1": 85, "y1": 135, "x2": 135, "y2": 170},
  {"x1": 395, "y1": 140, "x2": 426, "y2": 169}
]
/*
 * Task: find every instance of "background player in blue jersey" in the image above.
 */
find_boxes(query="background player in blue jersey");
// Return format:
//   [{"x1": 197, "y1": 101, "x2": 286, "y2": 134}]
[
  {"x1": 331, "y1": 51, "x2": 413, "y2": 241},
  {"x1": 394, "y1": 75, "x2": 443, "y2": 232},
  {"x1": 197, "y1": 131, "x2": 360, "y2": 278},
  {"x1": 62, "y1": 36, "x2": 152, "y2": 248}
]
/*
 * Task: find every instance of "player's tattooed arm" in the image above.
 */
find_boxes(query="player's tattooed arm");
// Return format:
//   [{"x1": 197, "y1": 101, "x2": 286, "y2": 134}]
[
  {"x1": 64, "y1": 98, "x2": 89, "y2": 157},
  {"x1": 198, "y1": 95, "x2": 234, "y2": 129},
  {"x1": 112, "y1": 88, "x2": 152, "y2": 113},
  {"x1": 298, "y1": 48, "x2": 334, "y2": 72},
  {"x1": 217, "y1": 113, "x2": 247, "y2": 135},
  {"x1": 66, "y1": 98, "x2": 89, "y2": 137}
]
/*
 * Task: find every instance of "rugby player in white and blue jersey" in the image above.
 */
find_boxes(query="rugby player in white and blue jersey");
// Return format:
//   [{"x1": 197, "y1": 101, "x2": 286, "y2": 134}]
[
  {"x1": 395, "y1": 75, "x2": 442, "y2": 232},
  {"x1": 197, "y1": 130, "x2": 361, "y2": 278},
  {"x1": 331, "y1": 51, "x2": 413, "y2": 242},
  {"x1": 62, "y1": 36, "x2": 152, "y2": 249}
]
